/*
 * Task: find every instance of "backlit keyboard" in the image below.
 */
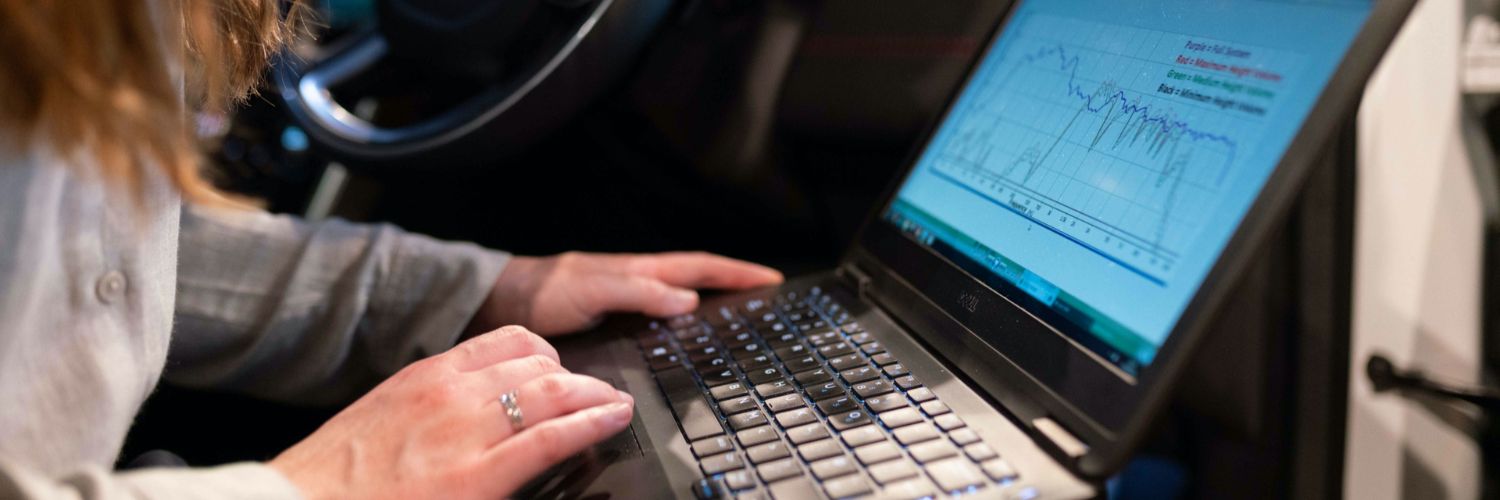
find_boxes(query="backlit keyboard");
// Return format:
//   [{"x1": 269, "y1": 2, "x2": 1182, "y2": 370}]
[{"x1": 637, "y1": 287, "x2": 1024, "y2": 499}]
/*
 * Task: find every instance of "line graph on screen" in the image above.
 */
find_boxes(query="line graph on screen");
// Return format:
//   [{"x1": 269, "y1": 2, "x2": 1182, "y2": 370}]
[{"x1": 930, "y1": 14, "x2": 1281, "y2": 284}]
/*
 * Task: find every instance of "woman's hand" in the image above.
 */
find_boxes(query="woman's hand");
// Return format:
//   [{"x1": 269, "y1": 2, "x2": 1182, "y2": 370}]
[
  {"x1": 472, "y1": 251, "x2": 783, "y2": 336},
  {"x1": 269, "y1": 326, "x2": 634, "y2": 500}
]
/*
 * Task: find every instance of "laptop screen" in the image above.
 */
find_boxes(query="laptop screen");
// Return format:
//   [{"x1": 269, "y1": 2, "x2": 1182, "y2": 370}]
[{"x1": 884, "y1": 0, "x2": 1372, "y2": 375}]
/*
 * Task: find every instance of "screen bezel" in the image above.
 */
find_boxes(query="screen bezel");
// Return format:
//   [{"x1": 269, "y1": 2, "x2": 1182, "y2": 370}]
[{"x1": 846, "y1": 0, "x2": 1416, "y2": 477}]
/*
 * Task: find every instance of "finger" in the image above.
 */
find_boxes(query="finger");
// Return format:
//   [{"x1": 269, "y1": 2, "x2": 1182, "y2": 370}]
[
  {"x1": 444, "y1": 325, "x2": 559, "y2": 372},
  {"x1": 468, "y1": 354, "x2": 570, "y2": 395},
  {"x1": 483, "y1": 400, "x2": 635, "y2": 497},
  {"x1": 483, "y1": 373, "x2": 632, "y2": 445},
  {"x1": 580, "y1": 274, "x2": 701, "y2": 318},
  {"x1": 628, "y1": 252, "x2": 784, "y2": 290}
]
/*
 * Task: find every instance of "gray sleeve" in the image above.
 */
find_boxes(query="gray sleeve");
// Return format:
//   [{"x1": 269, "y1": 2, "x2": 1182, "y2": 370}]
[
  {"x1": 0, "y1": 459, "x2": 301, "y2": 500},
  {"x1": 168, "y1": 204, "x2": 510, "y2": 405}
]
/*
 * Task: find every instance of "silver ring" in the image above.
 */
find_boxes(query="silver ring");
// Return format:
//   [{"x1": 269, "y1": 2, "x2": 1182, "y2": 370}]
[{"x1": 499, "y1": 390, "x2": 524, "y2": 432}]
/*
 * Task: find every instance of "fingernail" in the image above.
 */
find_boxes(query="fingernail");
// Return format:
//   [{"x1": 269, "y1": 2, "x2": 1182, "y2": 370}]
[
  {"x1": 617, "y1": 390, "x2": 635, "y2": 405},
  {"x1": 601, "y1": 402, "x2": 633, "y2": 427}
]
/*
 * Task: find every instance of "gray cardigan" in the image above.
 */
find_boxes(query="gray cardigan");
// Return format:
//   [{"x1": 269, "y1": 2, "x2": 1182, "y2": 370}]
[{"x1": 0, "y1": 144, "x2": 509, "y2": 499}]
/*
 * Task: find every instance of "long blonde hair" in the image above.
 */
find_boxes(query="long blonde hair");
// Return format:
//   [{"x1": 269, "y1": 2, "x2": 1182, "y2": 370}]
[{"x1": 0, "y1": 0, "x2": 306, "y2": 203}]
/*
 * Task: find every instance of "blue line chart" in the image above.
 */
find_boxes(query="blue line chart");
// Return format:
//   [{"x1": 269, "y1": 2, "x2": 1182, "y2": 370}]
[{"x1": 929, "y1": 31, "x2": 1261, "y2": 282}]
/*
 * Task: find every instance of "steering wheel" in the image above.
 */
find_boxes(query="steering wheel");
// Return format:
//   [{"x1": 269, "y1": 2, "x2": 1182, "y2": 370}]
[{"x1": 276, "y1": 0, "x2": 673, "y2": 170}]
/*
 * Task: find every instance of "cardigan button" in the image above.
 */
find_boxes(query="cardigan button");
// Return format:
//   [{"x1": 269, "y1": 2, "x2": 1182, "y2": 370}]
[{"x1": 96, "y1": 271, "x2": 128, "y2": 304}]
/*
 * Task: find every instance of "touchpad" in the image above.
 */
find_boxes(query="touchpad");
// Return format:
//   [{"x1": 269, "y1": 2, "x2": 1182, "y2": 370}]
[{"x1": 512, "y1": 375, "x2": 647, "y2": 500}]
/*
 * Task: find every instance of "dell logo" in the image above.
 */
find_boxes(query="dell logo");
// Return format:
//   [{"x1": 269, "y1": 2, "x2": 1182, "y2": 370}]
[{"x1": 958, "y1": 291, "x2": 980, "y2": 313}]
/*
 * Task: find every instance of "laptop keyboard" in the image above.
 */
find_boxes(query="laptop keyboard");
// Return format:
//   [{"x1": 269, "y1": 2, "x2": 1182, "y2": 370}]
[{"x1": 637, "y1": 287, "x2": 1026, "y2": 499}]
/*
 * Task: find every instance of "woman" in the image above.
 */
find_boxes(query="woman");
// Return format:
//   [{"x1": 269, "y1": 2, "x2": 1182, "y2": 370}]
[{"x1": 0, "y1": 1, "x2": 783, "y2": 498}]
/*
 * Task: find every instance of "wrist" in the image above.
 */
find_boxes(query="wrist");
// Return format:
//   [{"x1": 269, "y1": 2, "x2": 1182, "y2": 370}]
[{"x1": 466, "y1": 255, "x2": 548, "y2": 337}]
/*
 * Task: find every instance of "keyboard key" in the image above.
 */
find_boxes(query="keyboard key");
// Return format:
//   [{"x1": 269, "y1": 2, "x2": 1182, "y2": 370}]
[
  {"x1": 772, "y1": 342, "x2": 810, "y2": 359},
  {"x1": 796, "y1": 322, "x2": 829, "y2": 334},
  {"x1": 868, "y1": 460, "x2": 919, "y2": 485},
  {"x1": 864, "y1": 394, "x2": 909, "y2": 413},
  {"x1": 839, "y1": 366, "x2": 880, "y2": 384},
  {"x1": 767, "y1": 477, "x2": 819, "y2": 500},
  {"x1": 807, "y1": 382, "x2": 844, "y2": 401},
  {"x1": 839, "y1": 321, "x2": 865, "y2": 334},
  {"x1": 764, "y1": 331, "x2": 800, "y2": 348},
  {"x1": 638, "y1": 330, "x2": 672, "y2": 348},
  {"x1": 878, "y1": 408, "x2": 923, "y2": 428},
  {"x1": 691, "y1": 477, "x2": 727, "y2": 500},
  {"x1": 964, "y1": 443, "x2": 997, "y2": 462},
  {"x1": 719, "y1": 395, "x2": 758, "y2": 415},
  {"x1": 793, "y1": 367, "x2": 834, "y2": 385},
  {"x1": 693, "y1": 356, "x2": 731, "y2": 372},
  {"x1": 658, "y1": 372, "x2": 698, "y2": 404},
  {"x1": 739, "y1": 354, "x2": 775, "y2": 371},
  {"x1": 810, "y1": 455, "x2": 858, "y2": 480},
  {"x1": 700, "y1": 452, "x2": 745, "y2": 475},
  {"x1": 738, "y1": 426, "x2": 779, "y2": 447},
  {"x1": 893, "y1": 424, "x2": 940, "y2": 445},
  {"x1": 948, "y1": 428, "x2": 981, "y2": 446},
  {"x1": 746, "y1": 366, "x2": 785, "y2": 384},
  {"x1": 817, "y1": 342, "x2": 857, "y2": 358},
  {"x1": 804, "y1": 329, "x2": 841, "y2": 345},
  {"x1": 906, "y1": 387, "x2": 936, "y2": 403},
  {"x1": 859, "y1": 342, "x2": 886, "y2": 355},
  {"x1": 657, "y1": 369, "x2": 724, "y2": 441},
  {"x1": 839, "y1": 425, "x2": 885, "y2": 448},
  {"x1": 826, "y1": 354, "x2": 867, "y2": 371},
  {"x1": 927, "y1": 458, "x2": 985, "y2": 493},
  {"x1": 882, "y1": 478, "x2": 936, "y2": 500},
  {"x1": 764, "y1": 393, "x2": 804, "y2": 413},
  {"x1": 747, "y1": 441, "x2": 792, "y2": 464},
  {"x1": 854, "y1": 442, "x2": 902, "y2": 465},
  {"x1": 920, "y1": 401, "x2": 951, "y2": 417},
  {"x1": 775, "y1": 408, "x2": 818, "y2": 428},
  {"x1": 702, "y1": 368, "x2": 739, "y2": 387},
  {"x1": 980, "y1": 459, "x2": 1019, "y2": 481},
  {"x1": 691, "y1": 435, "x2": 735, "y2": 458},
  {"x1": 723, "y1": 469, "x2": 757, "y2": 491},
  {"x1": 710, "y1": 382, "x2": 748, "y2": 401},
  {"x1": 909, "y1": 441, "x2": 959, "y2": 464},
  {"x1": 870, "y1": 352, "x2": 897, "y2": 366},
  {"x1": 755, "y1": 380, "x2": 795, "y2": 398},
  {"x1": 846, "y1": 332, "x2": 875, "y2": 345},
  {"x1": 796, "y1": 439, "x2": 843, "y2": 462},
  {"x1": 729, "y1": 343, "x2": 765, "y2": 361},
  {"x1": 822, "y1": 475, "x2": 872, "y2": 498},
  {"x1": 721, "y1": 331, "x2": 757, "y2": 348},
  {"x1": 644, "y1": 345, "x2": 675, "y2": 360},
  {"x1": 829, "y1": 409, "x2": 872, "y2": 431},
  {"x1": 883, "y1": 363, "x2": 909, "y2": 377},
  {"x1": 757, "y1": 458, "x2": 802, "y2": 483},
  {"x1": 728, "y1": 410, "x2": 769, "y2": 431},
  {"x1": 817, "y1": 396, "x2": 858, "y2": 415},
  {"x1": 851, "y1": 379, "x2": 893, "y2": 398},
  {"x1": 681, "y1": 335, "x2": 714, "y2": 351},
  {"x1": 687, "y1": 346, "x2": 722, "y2": 362},
  {"x1": 785, "y1": 423, "x2": 830, "y2": 445},
  {"x1": 893, "y1": 375, "x2": 922, "y2": 390},
  {"x1": 782, "y1": 355, "x2": 821, "y2": 373},
  {"x1": 934, "y1": 414, "x2": 965, "y2": 431},
  {"x1": 647, "y1": 353, "x2": 684, "y2": 371}
]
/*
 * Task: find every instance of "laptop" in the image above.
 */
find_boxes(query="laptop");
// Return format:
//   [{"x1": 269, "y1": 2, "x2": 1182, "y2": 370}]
[{"x1": 527, "y1": 0, "x2": 1415, "y2": 498}]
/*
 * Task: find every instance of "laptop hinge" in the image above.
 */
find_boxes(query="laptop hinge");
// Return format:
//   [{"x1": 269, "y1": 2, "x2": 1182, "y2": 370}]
[
  {"x1": 1032, "y1": 417, "x2": 1090, "y2": 462},
  {"x1": 836, "y1": 262, "x2": 874, "y2": 299}
]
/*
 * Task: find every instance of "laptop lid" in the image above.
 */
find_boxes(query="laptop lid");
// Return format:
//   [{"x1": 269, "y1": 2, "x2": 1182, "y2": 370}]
[{"x1": 846, "y1": 0, "x2": 1414, "y2": 477}]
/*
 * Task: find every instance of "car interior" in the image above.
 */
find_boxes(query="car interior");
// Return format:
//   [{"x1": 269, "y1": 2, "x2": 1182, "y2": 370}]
[{"x1": 115, "y1": 0, "x2": 1500, "y2": 498}]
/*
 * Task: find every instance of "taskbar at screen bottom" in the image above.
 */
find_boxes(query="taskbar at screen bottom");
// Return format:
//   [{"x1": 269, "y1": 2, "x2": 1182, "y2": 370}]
[{"x1": 884, "y1": 200, "x2": 1156, "y2": 376}]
